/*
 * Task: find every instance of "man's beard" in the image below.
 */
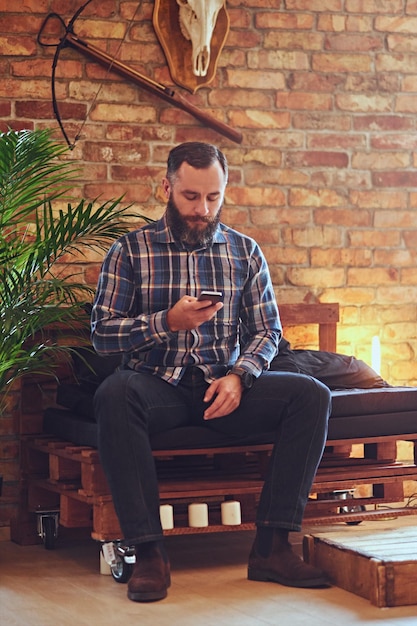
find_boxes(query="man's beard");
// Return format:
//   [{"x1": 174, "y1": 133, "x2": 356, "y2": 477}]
[{"x1": 166, "y1": 195, "x2": 221, "y2": 246}]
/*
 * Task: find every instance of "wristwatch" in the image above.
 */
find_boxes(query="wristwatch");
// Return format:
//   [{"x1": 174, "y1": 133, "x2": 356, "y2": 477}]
[{"x1": 227, "y1": 367, "x2": 255, "y2": 389}]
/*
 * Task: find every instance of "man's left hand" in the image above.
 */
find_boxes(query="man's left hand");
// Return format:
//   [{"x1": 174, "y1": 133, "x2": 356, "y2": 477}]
[{"x1": 203, "y1": 374, "x2": 243, "y2": 420}]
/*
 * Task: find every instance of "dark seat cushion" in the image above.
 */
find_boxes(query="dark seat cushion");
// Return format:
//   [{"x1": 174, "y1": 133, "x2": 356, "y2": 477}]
[
  {"x1": 42, "y1": 343, "x2": 417, "y2": 449},
  {"x1": 328, "y1": 386, "x2": 417, "y2": 439},
  {"x1": 43, "y1": 407, "x2": 277, "y2": 450}
]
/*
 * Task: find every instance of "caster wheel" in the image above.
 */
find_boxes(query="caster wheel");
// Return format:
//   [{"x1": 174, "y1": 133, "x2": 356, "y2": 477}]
[
  {"x1": 110, "y1": 553, "x2": 133, "y2": 583},
  {"x1": 339, "y1": 504, "x2": 366, "y2": 525},
  {"x1": 42, "y1": 516, "x2": 57, "y2": 550}
]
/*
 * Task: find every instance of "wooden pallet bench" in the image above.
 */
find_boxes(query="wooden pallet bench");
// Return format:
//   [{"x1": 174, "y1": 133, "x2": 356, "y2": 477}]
[
  {"x1": 11, "y1": 302, "x2": 417, "y2": 545},
  {"x1": 22, "y1": 432, "x2": 417, "y2": 542}
]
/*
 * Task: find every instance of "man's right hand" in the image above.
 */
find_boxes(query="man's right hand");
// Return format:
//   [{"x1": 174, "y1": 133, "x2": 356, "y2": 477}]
[{"x1": 166, "y1": 296, "x2": 223, "y2": 332}]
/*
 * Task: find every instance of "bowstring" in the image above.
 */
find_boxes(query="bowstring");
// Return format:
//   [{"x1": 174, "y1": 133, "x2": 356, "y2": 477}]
[{"x1": 72, "y1": 0, "x2": 143, "y2": 147}]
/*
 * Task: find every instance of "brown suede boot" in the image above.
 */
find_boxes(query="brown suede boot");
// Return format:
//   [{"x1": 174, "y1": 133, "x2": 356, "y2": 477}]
[
  {"x1": 127, "y1": 542, "x2": 171, "y2": 602},
  {"x1": 248, "y1": 529, "x2": 330, "y2": 589}
]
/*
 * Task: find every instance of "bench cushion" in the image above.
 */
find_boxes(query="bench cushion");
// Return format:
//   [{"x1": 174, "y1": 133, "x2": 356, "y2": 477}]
[
  {"x1": 42, "y1": 345, "x2": 417, "y2": 449},
  {"x1": 329, "y1": 387, "x2": 417, "y2": 439},
  {"x1": 43, "y1": 386, "x2": 417, "y2": 450}
]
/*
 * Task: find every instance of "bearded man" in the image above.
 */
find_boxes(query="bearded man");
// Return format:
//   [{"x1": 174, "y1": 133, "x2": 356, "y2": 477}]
[{"x1": 91, "y1": 142, "x2": 332, "y2": 603}]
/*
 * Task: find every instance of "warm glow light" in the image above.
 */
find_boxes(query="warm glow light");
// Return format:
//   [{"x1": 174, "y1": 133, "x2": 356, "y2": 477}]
[{"x1": 371, "y1": 335, "x2": 381, "y2": 375}]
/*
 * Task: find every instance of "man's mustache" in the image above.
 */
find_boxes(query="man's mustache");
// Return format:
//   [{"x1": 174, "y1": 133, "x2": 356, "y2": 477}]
[{"x1": 186, "y1": 216, "x2": 215, "y2": 224}]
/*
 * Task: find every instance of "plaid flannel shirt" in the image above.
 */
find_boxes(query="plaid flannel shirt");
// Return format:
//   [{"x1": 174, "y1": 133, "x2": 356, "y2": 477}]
[{"x1": 91, "y1": 215, "x2": 281, "y2": 385}]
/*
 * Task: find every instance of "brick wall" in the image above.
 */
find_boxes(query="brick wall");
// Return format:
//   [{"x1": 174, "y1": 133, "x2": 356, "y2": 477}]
[{"x1": 2, "y1": 0, "x2": 417, "y2": 532}]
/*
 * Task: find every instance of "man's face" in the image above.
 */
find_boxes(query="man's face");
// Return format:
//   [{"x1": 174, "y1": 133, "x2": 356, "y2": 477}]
[{"x1": 163, "y1": 161, "x2": 226, "y2": 246}]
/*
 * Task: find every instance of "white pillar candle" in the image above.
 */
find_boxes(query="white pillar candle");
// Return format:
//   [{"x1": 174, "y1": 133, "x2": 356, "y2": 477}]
[
  {"x1": 99, "y1": 550, "x2": 112, "y2": 575},
  {"x1": 160, "y1": 504, "x2": 174, "y2": 530},
  {"x1": 221, "y1": 500, "x2": 241, "y2": 525},
  {"x1": 371, "y1": 335, "x2": 381, "y2": 375},
  {"x1": 188, "y1": 502, "x2": 209, "y2": 527}
]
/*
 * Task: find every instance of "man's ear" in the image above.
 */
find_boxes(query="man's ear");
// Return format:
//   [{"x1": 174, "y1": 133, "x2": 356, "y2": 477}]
[{"x1": 162, "y1": 177, "x2": 171, "y2": 199}]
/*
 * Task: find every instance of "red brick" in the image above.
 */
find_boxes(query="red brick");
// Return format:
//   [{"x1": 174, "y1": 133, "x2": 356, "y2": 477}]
[
  {"x1": 375, "y1": 249, "x2": 417, "y2": 267},
  {"x1": 293, "y1": 113, "x2": 351, "y2": 131},
  {"x1": 0, "y1": 15, "x2": 45, "y2": 33},
  {"x1": 227, "y1": 186, "x2": 285, "y2": 207},
  {"x1": 229, "y1": 109, "x2": 291, "y2": 130},
  {"x1": 288, "y1": 0, "x2": 342, "y2": 8},
  {"x1": 286, "y1": 151, "x2": 349, "y2": 168},
  {"x1": 288, "y1": 72, "x2": 344, "y2": 91},
  {"x1": 248, "y1": 50, "x2": 309, "y2": 71},
  {"x1": 15, "y1": 101, "x2": 55, "y2": 119},
  {"x1": 349, "y1": 230, "x2": 401, "y2": 247},
  {"x1": 0, "y1": 101, "x2": 11, "y2": 116},
  {"x1": 353, "y1": 115, "x2": 414, "y2": 131},
  {"x1": 376, "y1": 16, "x2": 417, "y2": 32},
  {"x1": 375, "y1": 210, "x2": 417, "y2": 228},
  {"x1": 348, "y1": 267, "x2": 399, "y2": 286},
  {"x1": 0, "y1": 0, "x2": 48, "y2": 10},
  {"x1": 324, "y1": 34, "x2": 383, "y2": 51},
  {"x1": 352, "y1": 151, "x2": 410, "y2": 169},
  {"x1": 288, "y1": 267, "x2": 345, "y2": 288},
  {"x1": 0, "y1": 36, "x2": 37, "y2": 56},
  {"x1": 313, "y1": 53, "x2": 371, "y2": 72},
  {"x1": 350, "y1": 190, "x2": 407, "y2": 209},
  {"x1": 256, "y1": 12, "x2": 314, "y2": 29},
  {"x1": 228, "y1": 7, "x2": 252, "y2": 29},
  {"x1": 226, "y1": 69, "x2": 285, "y2": 90},
  {"x1": 346, "y1": 1, "x2": 402, "y2": 14},
  {"x1": 311, "y1": 248, "x2": 372, "y2": 267},
  {"x1": 289, "y1": 188, "x2": 346, "y2": 207},
  {"x1": 309, "y1": 133, "x2": 365, "y2": 149},
  {"x1": 376, "y1": 53, "x2": 417, "y2": 73},
  {"x1": 336, "y1": 93, "x2": 391, "y2": 112},
  {"x1": 265, "y1": 247, "x2": 308, "y2": 266},
  {"x1": 265, "y1": 32, "x2": 323, "y2": 51},
  {"x1": 387, "y1": 34, "x2": 417, "y2": 53},
  {"x1": 84, "y1": 183, "x2": 153, "y2": 203},
  {"x1": 315, "y1": 208, "x2": 370, "y2": 227},
  {"x1": 276, "y1": 92, "x2": 333, "y2": 111},
  {"x1": 403, "y1": 231, "x2": 417, "y2": 248},
  {"x1": 237, "y1": 226, "x2": 280, "y2": 244},
  {"x1": 373, "y1": 171, "x2": 417, "y2": 187}
]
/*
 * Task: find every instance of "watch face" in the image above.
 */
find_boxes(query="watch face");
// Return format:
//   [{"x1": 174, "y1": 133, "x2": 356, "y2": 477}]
[
  {"x1": 242, "y1": 371, "x2": 254, "y2": 389},
  {"x1": 227, "y1": 368, "x2": 254, "y2": 389}
]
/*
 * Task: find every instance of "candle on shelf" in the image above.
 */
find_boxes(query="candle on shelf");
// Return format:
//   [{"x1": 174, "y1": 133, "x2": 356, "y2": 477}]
[
  {"x1": 188, "y1": 502, "x2": 209, "y2": 527},
  {"x1": 371, "y1": 335, "x2": 381, "y2": 375},
  {"x1": 221, "y1": 500, "x2": 241, "y2": 526},
  {"x1": 159, "y1": 504, "x2": 174, "y2": 530}
]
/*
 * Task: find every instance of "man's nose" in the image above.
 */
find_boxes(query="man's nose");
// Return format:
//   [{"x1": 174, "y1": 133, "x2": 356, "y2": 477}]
[{"x1": 194, "y1": 197, "x2": 209, "y2": 215}]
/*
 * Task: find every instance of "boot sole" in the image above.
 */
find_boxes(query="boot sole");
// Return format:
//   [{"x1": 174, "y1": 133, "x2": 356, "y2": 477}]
[
  {"x1": 248, "y1": 567, "x2": 331, "y2": 589},
  {"x1": 127, "y1": 573, "x2": 171, "y2": 602},
  {"x1": 128, "y1": 587, "x2": 168, "y2": 602}
]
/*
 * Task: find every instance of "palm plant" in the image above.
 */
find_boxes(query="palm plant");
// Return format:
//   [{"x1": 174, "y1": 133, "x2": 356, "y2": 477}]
[{"x1": 0, "y1": 127, "x2": 144, "y2": 409}]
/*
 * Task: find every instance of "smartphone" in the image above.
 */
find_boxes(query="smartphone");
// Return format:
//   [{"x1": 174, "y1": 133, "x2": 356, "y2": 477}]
[{"x1": 197, "y1": 290, "x2": 223, "y2": 305}]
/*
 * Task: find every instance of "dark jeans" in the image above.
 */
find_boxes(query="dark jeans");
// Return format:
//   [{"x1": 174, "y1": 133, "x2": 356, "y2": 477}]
[{"x1": 95, "y1": 367, "x2": 331, "y2": 545}]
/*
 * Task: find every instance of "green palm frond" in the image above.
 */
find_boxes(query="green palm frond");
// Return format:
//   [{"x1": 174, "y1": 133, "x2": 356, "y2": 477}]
[
  {"x1": 0, "y1": 128, "x2": 73, "y2": 226},
  {"x1": 0, "y1": 127, "x2": 151, "y2": 410}
]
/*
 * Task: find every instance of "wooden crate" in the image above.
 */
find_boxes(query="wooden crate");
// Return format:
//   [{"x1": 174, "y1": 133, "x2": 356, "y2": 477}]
[{"x1": 303, "y1": 527, "x2": 417, "y2": 607}]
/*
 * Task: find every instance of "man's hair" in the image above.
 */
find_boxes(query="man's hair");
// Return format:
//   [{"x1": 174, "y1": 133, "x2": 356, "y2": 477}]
[{"x1": 166, "y1": 142, "x2": 228, "y2": 184}]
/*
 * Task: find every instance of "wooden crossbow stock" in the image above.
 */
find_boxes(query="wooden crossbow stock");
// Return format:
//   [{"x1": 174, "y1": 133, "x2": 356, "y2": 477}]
[{"x1": 38, "y1": 0, "x2": 243, "y2": 147}]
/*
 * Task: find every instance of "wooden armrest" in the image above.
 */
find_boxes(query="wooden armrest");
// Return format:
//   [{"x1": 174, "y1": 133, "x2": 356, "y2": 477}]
[{"x1": 279, "y1": 303, "x2": 339, "y2": 352}]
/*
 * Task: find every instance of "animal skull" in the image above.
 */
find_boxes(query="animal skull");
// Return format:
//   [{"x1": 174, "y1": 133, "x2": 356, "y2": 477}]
[{"x1": 177, "y1": 0, "x2": 225, "y2": 77}]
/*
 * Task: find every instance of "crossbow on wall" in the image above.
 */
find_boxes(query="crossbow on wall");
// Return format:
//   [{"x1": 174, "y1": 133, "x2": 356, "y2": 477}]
[{"x1": 37, "y1": 0, "x2": 242, "y2": 147}]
